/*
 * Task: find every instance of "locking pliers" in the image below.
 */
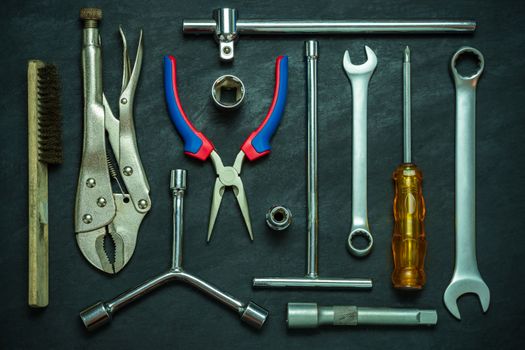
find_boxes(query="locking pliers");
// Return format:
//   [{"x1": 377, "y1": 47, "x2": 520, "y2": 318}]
[{"x1": 76, "y1": 9, "x2": 151, "y2": 274}]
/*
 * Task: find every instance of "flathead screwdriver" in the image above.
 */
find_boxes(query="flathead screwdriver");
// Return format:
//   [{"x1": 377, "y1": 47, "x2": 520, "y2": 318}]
[{"x1": 391, "y1": 47, "x2": 427, "y2": 290}]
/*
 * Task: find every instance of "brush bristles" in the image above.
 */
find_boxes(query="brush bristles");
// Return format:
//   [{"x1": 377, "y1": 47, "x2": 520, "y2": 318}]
[{"x1": 37, "y1": 64, "x2": 63, "y2": 164}]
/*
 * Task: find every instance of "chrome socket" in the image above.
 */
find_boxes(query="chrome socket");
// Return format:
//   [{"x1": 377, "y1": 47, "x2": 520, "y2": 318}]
[
  {"x1": 211, "y1": 74, "x2": 245, "y2": 109},
  {"x1": 265, "y1": 205, "x2": 292, "y2": 231}
]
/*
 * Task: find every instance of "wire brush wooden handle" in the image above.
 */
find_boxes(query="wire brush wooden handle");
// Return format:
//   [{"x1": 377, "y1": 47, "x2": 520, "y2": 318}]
[{"x1": 28, "y1": 60, "x2": 49, "y2": 307}]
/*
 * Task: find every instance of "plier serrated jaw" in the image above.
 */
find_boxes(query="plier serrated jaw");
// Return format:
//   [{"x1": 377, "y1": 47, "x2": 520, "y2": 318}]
[{"x1": 77, "y1": 194, "x2": 146, "y2": 274}]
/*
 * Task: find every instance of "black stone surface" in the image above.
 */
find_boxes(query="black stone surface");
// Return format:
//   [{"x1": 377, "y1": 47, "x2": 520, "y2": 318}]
[{"x1": 2, "y1": 0, "x2": 524, "y2": 348}]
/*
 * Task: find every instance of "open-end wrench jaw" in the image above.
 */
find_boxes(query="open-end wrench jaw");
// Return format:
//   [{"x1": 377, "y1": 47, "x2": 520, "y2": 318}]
[
  {"x1": 443, "y1": 274, "x2": 490, "y2": 320},
  {"x1": 343, "y1": 46, "x2": 377, "y2": 76}
]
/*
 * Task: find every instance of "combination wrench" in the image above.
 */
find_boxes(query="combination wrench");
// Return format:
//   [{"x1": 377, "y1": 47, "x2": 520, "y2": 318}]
[
  {"x1": 343, "y1": 46, "x2": 377, "y2": 257},
  {"x1": 443, "y1": 47, "x2": 490, "y2": 319}
]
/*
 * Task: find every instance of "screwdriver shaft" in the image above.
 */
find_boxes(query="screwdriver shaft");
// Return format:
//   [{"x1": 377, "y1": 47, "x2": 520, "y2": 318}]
[{"x1": 403, "y1": 46, "x2": 411, "y2": 163}]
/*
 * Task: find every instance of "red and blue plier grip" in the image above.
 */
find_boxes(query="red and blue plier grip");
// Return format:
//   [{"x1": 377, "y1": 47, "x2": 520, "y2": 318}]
[
  {"x1": 240, "y1": 56, "x2": 288, "y2": 161},
  {"x1": 163, "y1": 55, "x2": 288, "y2": 162},
  {"x1": 164, "y1": 56, "x2": 214, "y2": 160}
]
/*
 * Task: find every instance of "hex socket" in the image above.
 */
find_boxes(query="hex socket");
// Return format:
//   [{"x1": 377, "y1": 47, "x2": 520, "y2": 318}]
[
  {"x1": 211, "y1": 75, "x2": 245, "y2": 109},
  {"x1": 80, "y1": 301, "x2": 111, "y2": 331},
  {"x1": 240, "y1": 301, "x2": 269, "y2": 329}
]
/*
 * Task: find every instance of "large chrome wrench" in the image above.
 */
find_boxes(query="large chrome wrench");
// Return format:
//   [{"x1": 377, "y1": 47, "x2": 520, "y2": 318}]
[
  {"x1": 343, "y1": 46, "x2": 377, "y2": 257},
  {"x1": 443, "y1": 47, "x2": 490, "y2": 320}
]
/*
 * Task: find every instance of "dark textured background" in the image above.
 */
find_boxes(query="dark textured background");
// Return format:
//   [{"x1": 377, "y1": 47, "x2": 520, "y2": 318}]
[{"x1": 2, "y1": 0, "x2": 524, "y2": 348}]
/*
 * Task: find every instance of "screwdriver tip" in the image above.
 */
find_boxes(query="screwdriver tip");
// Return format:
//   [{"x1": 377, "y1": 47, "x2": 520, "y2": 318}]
[{"x1": 404, "y1": 46, "x2": 410, "y2": 62}]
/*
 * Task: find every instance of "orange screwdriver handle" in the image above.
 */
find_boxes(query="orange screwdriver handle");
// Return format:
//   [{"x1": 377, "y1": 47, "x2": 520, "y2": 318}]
[{"x1": 391, "y1": 163, "x2": 427, "y2": 290}]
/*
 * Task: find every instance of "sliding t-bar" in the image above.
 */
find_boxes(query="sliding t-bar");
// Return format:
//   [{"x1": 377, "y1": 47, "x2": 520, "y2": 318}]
[{"x1": 182, "y1": 8, "x2": 476, "y2": 61}]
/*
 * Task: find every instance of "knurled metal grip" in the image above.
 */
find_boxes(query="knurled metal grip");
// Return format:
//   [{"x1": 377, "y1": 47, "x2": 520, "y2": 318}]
[
  {"x1": 333, "y1": 306, "x2": 358, "y2": 325},
  {"x1": 287, "y1": 303, "x2": 358, "y2": 328},
  {"x1": 80, "y1": 8, "x2": 102, "y2": 28}
]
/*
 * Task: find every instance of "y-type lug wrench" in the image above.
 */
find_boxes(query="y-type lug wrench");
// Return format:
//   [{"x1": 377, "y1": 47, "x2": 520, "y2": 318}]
[
  {"x1": 183, "y1": 8, "x2": 476, "y2": 61},
  {"x1": 444, "y1": 47, "x2": 490, "y2": 320},
  {"x1": 343, "y1": 46, "x2": 377, "y2": 257},
  {"x1": 79, "y1": 169, "x2": 268, "y2": 331}
]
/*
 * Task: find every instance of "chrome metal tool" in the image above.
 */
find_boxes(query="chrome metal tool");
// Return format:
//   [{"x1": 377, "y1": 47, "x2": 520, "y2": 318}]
[
  {"x1": 183, "y1": 8, "x2": 476, "y2": 61},
  {"x1": 343, "y1": 46, "x2": 377, "y2": 257},
  {"x1": 252, "y1": 41, "x2": 372, "y2": 289},
  {"x1": 287, "y1": 303, "x2": 437, "y2": 328},
  {"x1": 76, "y1": 8, "x2": 151, "y2": 274},
  {"x1": 265, "y1": 205, "x2": 293, "y2": 231},
  {"x1": 443, "y1": 47, "x2": 490, "y2": 319},
  {"x1": 79, "y1": 170, "x2": 268, "y2": 331},
  {"x1": 211, "y1": 74, "x2": 245, "y2": 109}
]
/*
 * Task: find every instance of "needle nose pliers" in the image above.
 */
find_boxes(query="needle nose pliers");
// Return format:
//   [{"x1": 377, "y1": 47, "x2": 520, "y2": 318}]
[{"x1": 163, "y1": 55, "x2": 288, "y2": 241}]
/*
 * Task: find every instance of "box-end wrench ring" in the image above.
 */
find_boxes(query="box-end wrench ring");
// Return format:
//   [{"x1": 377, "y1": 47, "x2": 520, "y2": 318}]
[
  {"x1": 443, "y1": 47, "x2": 490, "y2": 320},
  {"x1": 343, "y1": 46, "x2": 377, "y2": 257}
]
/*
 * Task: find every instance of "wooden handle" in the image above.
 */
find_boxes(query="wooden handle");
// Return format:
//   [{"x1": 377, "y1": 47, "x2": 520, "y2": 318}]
[{"x1": 28, "y1": 60, "x2": 49, "y2": 307}]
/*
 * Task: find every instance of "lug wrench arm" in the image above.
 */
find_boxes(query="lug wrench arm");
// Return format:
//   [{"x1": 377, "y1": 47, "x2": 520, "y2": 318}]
[
  {"x1": 80, "y1": 269, "x2": 264, "y2": 331},
  {"x1": 79, "y1": 169, "x2": 268, "y2": 331}
]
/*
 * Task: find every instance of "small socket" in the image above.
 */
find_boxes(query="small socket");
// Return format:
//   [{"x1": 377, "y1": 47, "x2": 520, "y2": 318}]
[
  {"x1": 211, "y1": 75, "x2": 245, "y2": 109},
  {"x1": 266, "y1": 205, "x2": 292, "y2": 231},
  {"x1": 170, "y1": 169, "x2": 187, "y2": 191},
  {"x1": 79, "y1": 301, "x2": 111, "y2": 331}
]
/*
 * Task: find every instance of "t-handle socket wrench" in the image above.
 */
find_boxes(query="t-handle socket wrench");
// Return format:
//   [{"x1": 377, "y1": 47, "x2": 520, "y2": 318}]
[
  {"x1": 79, "y1": 169, "x2": 268, "y2": 331},
  {"x1": 252, "y1": 41, "x2": 372, "y2": 289},
  {"x1": 443, "y1": 47, "x2": 490, "y2": 320},
  {"x1": 343, "y1": 46, "x2": 377, "y2": 257},
  {"x1": 183, "y1": 8, "x2": 476, "y2": 61}
]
